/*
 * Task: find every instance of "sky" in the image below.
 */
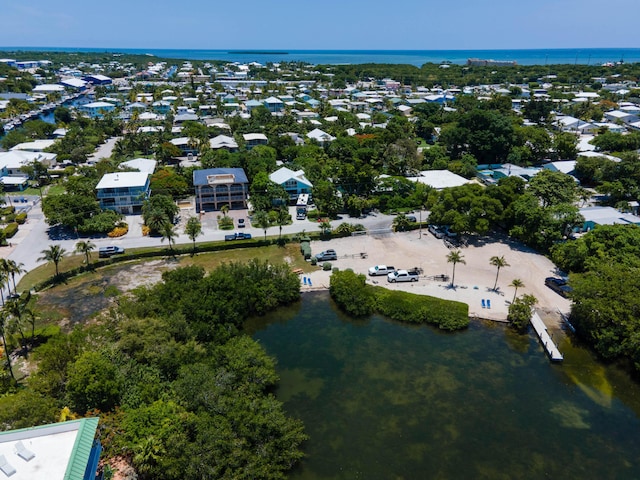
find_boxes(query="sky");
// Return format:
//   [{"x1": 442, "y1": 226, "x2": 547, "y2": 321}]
[{"x1": 1, "y1": 0, "x2": 639, "y2": 51}]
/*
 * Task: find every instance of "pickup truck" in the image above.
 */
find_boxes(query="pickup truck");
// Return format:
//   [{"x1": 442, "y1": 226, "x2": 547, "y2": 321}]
[
  {"x1": 368, "y1": 265, "x2": 395, "y2": 276},
  {"x1": 225, "y1": 232, "x2": 252, "y2": 241},
  {"x1": 387, "y1": 269, "x2": 419, "y2": 283}
]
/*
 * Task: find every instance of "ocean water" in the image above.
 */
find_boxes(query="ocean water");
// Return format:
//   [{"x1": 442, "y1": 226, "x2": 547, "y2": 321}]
[{"x1": 3, "y1": 46, "x2": 639, "y2": 66}]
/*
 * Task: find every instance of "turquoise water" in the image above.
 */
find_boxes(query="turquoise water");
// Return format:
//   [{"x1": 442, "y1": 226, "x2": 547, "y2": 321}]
[
  {"x1": 246, "y1": 292, "x2": 640, "y2": 479},
  {"x1": 4, "y1": 47, "x2": 639, "y2": 66}
]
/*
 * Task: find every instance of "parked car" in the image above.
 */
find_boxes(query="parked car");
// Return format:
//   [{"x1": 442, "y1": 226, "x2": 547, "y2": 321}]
[
  {"x1": 428, "y1": 225, "x2": 444, "y2": 239},
  {"x1": 98, "y1": 246, "x2": 125, "y2": 258},
  {"x1": 315, "y1": 249, "x2": 337, "y2": 261},
  {"x1": 406, "y1": 215, "x2": 417, "y2": 222},
  {"x1": 368, "y1": 265, "x2": 395, "y2": 276},
  {"x1": 225, "y1": 232, "x2": 252, "y2": 241},
  {"x1": 387, "y1": 269, "x2": 419, "y2": 283},
  {"x1": 238, "y1": 218, "x2": 245, "y2": 228},
  {"x1": 545, "y1": 277, "x2": 572, "y2": 298}
]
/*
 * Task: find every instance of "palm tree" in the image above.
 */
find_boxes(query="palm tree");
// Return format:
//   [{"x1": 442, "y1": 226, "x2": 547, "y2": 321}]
[
  {"x1": 447, "y1": 250, "x2": 466, "y2": 288},
  {"x1": 275, "y1": 207, "x2": 290, "y2": 240},
  {"x1": 0, "y1": 270, "x2": 7, "y2": 306},
  {"x1": 221, "y1": 204, "x2": 230, "y2": 218},
  {"x1": 6, "y1": 260, "x2": 25, "y2": 295},
  {"x1": 75, "y1": 240, "x2": 96, "y2": 266},
  {"x1": 510, "y1": 278, "x2": 525, "y2": 303},
  {"x1": 490, "y1": 255, "x2": 510, "y2": 291},
  {"x1": 253, "y1": 210, "x2": 270, "y2": 240},
  {"x1": 0, "y1": 312, "x2": 15, "y2": 381},
  {"x1": 160, "y1": 221, "x2": 177, "y2": 252},
  {"x1": 5, "y1": 295, "x2": 33, "y2": 356},
  {"x1": 319, "y1": 219, "x2": 332, "y2": 236},
  {"x1": 185, "y1": 217, "x2": 203, "y2": 253},
  {"x1": 38, "y1": 244, "x2": 67, "y2": 277}
]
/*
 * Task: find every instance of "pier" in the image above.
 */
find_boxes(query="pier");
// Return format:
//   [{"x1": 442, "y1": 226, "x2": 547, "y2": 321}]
[{"x1": 530, "y1": 311, "x2": 563, "y2": 362}]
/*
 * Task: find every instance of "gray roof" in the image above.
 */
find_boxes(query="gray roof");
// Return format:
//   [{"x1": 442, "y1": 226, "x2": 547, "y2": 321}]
[{"x1": 193, "y1": 168, "x2": 248, "y2": 186}]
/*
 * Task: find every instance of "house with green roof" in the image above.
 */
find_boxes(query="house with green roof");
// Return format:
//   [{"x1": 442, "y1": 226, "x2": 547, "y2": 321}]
[{"x1": 0, "y1": 417, "x2": 101, "y2": 480}]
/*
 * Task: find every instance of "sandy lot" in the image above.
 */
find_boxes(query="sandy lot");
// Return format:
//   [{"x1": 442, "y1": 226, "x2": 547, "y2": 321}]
[{"x1": 303, "y1": 231, "x2": 572, "y2": 322}]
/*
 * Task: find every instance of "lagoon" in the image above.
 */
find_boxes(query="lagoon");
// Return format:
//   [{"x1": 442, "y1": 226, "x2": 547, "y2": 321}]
[{"x1": 246, "y1": 291, "x2": 640, "y2": 479}]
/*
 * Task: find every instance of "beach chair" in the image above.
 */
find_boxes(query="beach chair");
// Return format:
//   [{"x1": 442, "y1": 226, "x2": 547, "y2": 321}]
[
  {"x1": 308, "y1": 278, "x2": 313, "y2": 287},
  {"x1": 0, "y1": 454, "x2": 16, "y2": 477},
  {"x1": 487, "y1": 299, "x2": 491, "y2": 309},
  {"x1": 15, "y1": 440, "x2": 35, "y2": 461},
  {"x1": 481, "y1": 299, "x2": 486, "y2": 308},
  {"x1": 303, "y1": 277, "x2": 307, "y2": 285}
]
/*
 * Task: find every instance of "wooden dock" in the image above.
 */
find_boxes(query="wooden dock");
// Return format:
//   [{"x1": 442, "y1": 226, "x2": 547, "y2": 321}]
[{"x1": 530, "y1": 311, "x2": 563, "y2": 362}]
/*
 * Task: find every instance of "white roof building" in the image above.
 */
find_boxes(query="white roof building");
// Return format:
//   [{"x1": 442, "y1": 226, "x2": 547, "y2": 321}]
[
  {"x1": 32, "y1": 84, "x2": 65, "y2": 93},
  {"x1": 209, "y1": 135, "x2": 239, "y2": 150},
  {"x1": 408, "y1": 170, "x2": 471, "y2": 190},
  {"x1": 306, "y1": 128, "x2": 335, "y2": 145},
  {"x1": 96, "y1": 171, "x2": 150, "y2": 190},
  {"x1": 10, "y1": 139, "x2": 56, "y2": 152},
  {"x1": 119, "y1": 158, "x2": 157, "y2": 174}
]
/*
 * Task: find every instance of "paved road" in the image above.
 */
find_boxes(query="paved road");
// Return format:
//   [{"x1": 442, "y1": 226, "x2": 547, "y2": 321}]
[{"x1": 3, "y1": 203, "x2": 417, "y2": 292}]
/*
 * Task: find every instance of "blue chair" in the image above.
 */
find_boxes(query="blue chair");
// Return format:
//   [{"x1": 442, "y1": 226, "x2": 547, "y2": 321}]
[
  {"x1": 303, "y1": 277, "x2": 307, "y2": 285},
  {"x1": 308, "y1": 278, "x2": 313, "y2": 287},
  {"x1": 481, "y1": 299, "x2": 486, "y2": 308},
  {"x1": 487, "y1": 299, "x2": 491, "y2": 309}
]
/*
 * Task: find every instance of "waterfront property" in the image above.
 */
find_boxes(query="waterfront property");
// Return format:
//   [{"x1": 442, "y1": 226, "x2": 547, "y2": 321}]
[
  {"x1": 0, "y1": 417, "x2": 101, "y2": 480},
  {"x1": 193, "y1": 167, "x2": 249, "y2": 211},
  {"x1": 96, "y1": 171, "x2": 151, "y2": 214}
]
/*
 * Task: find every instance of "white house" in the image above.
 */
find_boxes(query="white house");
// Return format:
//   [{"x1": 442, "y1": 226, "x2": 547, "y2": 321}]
[
  {"x1": 209, "y1": 135, "x2": 239, "y2": 151},
  {"x1": 96, "y1": 171, "x2": 151, "y2": 214},
  {"x1": 10, "y1": 139, "x2": 56, "y2": 152},
  {"x1": 306, "y1": 128, "x2": 335, "y2": 146},
  {"x1": 407, "y1": 170, "x2": 471, "y2": 190},
  {"x1": 243, "y1": 133, "x2": 268, "y2": 149}
]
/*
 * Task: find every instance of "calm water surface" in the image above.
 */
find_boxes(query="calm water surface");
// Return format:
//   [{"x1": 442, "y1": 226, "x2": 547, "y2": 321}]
[{"x1": 246, "y1": 292, "x2": 640, "y2": 479}]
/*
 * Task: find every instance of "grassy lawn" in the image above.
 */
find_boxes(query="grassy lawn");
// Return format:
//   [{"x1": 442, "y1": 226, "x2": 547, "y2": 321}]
[
  {"x1": 19, "y1": 242, "x2": 312, "y2": 293},
  {"x1": 8, "y1": 183, "x2": 65, "y2": 197}
]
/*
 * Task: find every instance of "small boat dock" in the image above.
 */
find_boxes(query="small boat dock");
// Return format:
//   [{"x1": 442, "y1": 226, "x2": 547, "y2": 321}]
[{"x1": 531, "y1": 311, "x2": 563, "y2": 362}]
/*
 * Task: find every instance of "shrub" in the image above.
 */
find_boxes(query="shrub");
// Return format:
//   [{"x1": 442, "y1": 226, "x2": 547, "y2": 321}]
[
  {"x1": 108, "y1": 225, "x2": 129, "y2": 237},
  {"x1": 15, "y1": 213, "x2": 27, "y2": 224},
  {"x1": 4, "y1": 213, "x2": 16, "y2": 223},
  {"x1": 142, "y1": 225, "x2": 151, "y2": 236},
  {"x1": 0, "y1": 206, "x2": 15, "y2": 215},
  {"x1": 218, "y1": 216, "x2": 234, "y2": 230},
  {"x1": 4, "y1": 222, "x2": 18, "y2": 238},
  {"x1": 322, "y1": 262, "x2": 332, "y2": 271},
  {"x1": 329, "y1": 270, "x2": 376, "y2": 317},
  {"x1": 310, "y1": 257, "x2": 317, "y2": 266}
]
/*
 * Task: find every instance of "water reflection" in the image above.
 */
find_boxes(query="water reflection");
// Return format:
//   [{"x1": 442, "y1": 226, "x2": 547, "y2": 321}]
[{"x1": 248, "y1": 292, "x2": 640, "y2": 479}]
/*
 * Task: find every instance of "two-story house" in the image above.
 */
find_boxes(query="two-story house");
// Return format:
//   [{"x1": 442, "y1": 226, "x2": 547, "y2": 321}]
[{"x1": 269, "y1": 166, "x2": 313, "y2": 201}]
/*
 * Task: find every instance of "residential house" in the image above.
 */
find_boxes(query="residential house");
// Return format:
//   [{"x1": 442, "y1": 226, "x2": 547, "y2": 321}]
[
  {"x1": 209, "y1": 135, "x2": 239, "y2": 151},
  {"x1": 0, "y1": 417, "x2": 102, "y2": 480},
  {"x1": 579, "y1": 206, "x2": 640, "y2": 232},
  {"x1": 0, "y1": 150, "x2": 56, "y2": 190},
  {"x1": 264, "y1": 96, "x2": 284, "y2": 113},
  {"x1": 193, "y1": 168, "x2": 249, "y2": 211},
  {"x1": 170, "y1": 137, "x2": 199, "y2": 156},
  {"x1": 243, "y1": 133, "x2": 268, "y2": 149},
  {"x1": 269, "y1": 166, "x2": 313, "y2": 201},
  {"x1": 306, "y1": 128, "x2": 335, "y2": 146},
  {"x1": 96, "y1": 171, "x2": 151, "y2": 214},
  {"x1": 245, "y1": 99, "x2": 263, "y2": 114},
  {"x1": 79, "y1": 101, "x2": 116, "y2": 118}
]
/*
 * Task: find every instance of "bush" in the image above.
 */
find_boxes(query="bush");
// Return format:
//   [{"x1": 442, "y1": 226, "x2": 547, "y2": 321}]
[
  {"x1": 375, "y1": 289, "x2": 469, "y2": 331},
  {"x1": 15, "y1": 213, "x2": 27, "y2": 224},
  {"x1": 108, "y1": 223, "x2": 129, "y2": 238},
  {"x1": 4, "y1": 222, "x2": 18, "y2": 238},
  {"x1": 0, "y1": 206, "x2": 15, "y2": 215},
  {"x1": 142, "y1": 225, "x2": 150, "y2": 236},
  {"x1": 322, "y1": 262, "x2": 332, "y2": 271},
  {"x1": 310, "y1": 257, "x2": 317, "y2": 266},
  {"x1": 218, "y1": 216, "x2": 234, "y2": 230},
  {"x1": 329, "y1": 270, "x2": 376, "y2": 317},
  {"x1": 4, "y1": 213, "x2": 16, "y2": 223}
]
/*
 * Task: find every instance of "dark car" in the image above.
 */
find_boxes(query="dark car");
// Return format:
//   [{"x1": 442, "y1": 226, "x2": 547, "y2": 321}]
[
  {"x1": 238, "y1": 218, "x2": 245, "y2": 228},
  {"x1": 225, "y1": 232, "x2": 252, "y2": 241},
  {"x1": 406, "y1": 215, "x2": 417, "y2": 222},
  {"x1": 315, "y1": 249, "x2": 338, "y2": 261},
  {"x1": 98, "y1": 246, "x2": 125, "y2": 258},
  {"x1": 545, "y1": 277, "x2": 572, "y2": 298}
]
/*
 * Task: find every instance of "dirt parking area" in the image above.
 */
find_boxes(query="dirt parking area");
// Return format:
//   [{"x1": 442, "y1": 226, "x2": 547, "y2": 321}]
[{"x1": 304, "y1": 231, "x2": 572, "y2": 322}]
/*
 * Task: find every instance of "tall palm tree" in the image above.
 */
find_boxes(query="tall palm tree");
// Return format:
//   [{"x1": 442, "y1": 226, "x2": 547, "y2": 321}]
[
  {"x1": 5, "y1": 296, "x2": 33, "y2": 356},
  {"x1": 0, "y1": 270, "x2": 7, "y2": 306},
  {"x1": 221, "y1": 204, "x2": 230, "y2": 218},
  {"x1": 6, "y1": 260, "x2": 25, "y2": 295},
  {"x1": 38, "y1": 244, "x2": 67, "y2": 277},
  {"x1": 510, "y1": 278, "x2": 525, "y2": 303},
  {"x1": 490, "y1": 255, "x2": 510, "y2": 291},
  {"x1": 160, "y1": 221, "x2": 177, "y2": 252},
  {"x1": 0, "y1": 312, "x2": 15, "y2": 381},
  {"x1": 75, "y1": 240, "x2": 96, "y2": 266},
  {"x1": 447, "y1": 250, "x2": 466, "y2": 288},
  {"x1": 253, "y1": 210, "x2": 270, "y2": 240},
  {"x1": 275, "y1": 207, "x2": 289, "y2": 239}
]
